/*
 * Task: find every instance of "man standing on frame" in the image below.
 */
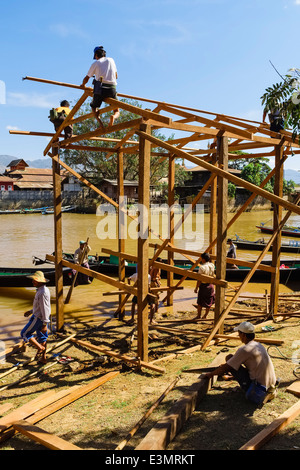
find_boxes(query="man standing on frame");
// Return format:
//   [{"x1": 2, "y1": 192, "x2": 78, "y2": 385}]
[{"x1": 80, "y1": 45, "x2": 120, "y2": 127}]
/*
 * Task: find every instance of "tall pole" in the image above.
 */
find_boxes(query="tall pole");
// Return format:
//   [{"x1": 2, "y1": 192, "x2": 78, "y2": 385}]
[
  {"x1": 52, "y1": 146, "x2": 64, "y2": 331},
  {"x1": 214, "y1": 136, "x2": 228, "y2": 334},
  {"x1": 270, "y1": 143, "x2": 284, "y2": 318},
  {"x1": 117, "y1": 150, "x2": 126, "y2": 320},
  {"x1": 137, "y1": 123, "x2": 151, "y2": 362},
  {"x1": 167, "y1": 153, "x2": 175, "y2": 306}
]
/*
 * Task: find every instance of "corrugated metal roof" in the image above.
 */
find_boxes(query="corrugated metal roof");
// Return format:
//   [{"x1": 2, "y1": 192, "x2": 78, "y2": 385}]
[{"x1": 14, "y1": 182, "x2": 53, "y2": 189}]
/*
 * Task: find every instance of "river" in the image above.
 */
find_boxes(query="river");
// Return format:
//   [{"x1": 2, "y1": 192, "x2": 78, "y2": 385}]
[{"x1": 1, "y1": 209, "x2": 300, "y2": 347}]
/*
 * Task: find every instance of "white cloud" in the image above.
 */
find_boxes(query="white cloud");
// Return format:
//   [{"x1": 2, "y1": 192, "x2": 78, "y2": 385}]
[
  {"x1": 49, "y1": 23, "x2": 89, "y2": 39},
  {"x1": 295, "y1": 0, "x2": 300, "y2": 4},
  {"x1": 6, "y1": 125, "x2": 20, "y2": 131},
  {"x1": 7, "y1": 91, "x2": 61, "y2": 109}
]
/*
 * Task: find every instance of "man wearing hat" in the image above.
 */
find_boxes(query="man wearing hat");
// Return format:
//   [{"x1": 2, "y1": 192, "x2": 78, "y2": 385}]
[
  {"x1": 80, "y1": 46, "x2": 120, "y2": 127},
  {"x1": 20, "y1": 271, "x2": 51, "y2": 363},
  {"x1": 73, "y1": 240, "x2": 91, "y2": 284},
  {"x1": 203, "y1": 321, "x2": 278, "y2": 405}
]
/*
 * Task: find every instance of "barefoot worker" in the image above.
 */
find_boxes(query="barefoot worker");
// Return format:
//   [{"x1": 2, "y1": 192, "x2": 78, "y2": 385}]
[
  {"x1": 20, "y1": 271, "x2": 51, "y2": 363},
  {"x1": 203, "y1": 321, "x2": 278, "y2": 406}
]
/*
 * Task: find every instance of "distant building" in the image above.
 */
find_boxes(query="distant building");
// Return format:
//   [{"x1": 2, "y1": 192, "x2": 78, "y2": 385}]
[
  {"x1": 0, "y1": 175, "x2": 14, "y2": 191},
  {"x1": 5, "y1": 164, "x2": 68, "y2": 191},
  {"x1": 101, "y1": 179, "x2": 138, "y2": 201}
]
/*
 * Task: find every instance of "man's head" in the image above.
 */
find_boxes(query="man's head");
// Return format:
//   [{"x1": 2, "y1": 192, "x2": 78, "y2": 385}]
[
  {"x1": 60, "y1": 100, "x2": 70, "y2": 107},
  {"x1": 27, "y1": 270, "x2": 49, "y2": 287},
  {"x1": 93, "y1": 46, "x2": 106, "y2": 59},
  {"x1": 201, "y1": 252, "x2": 211, "y2": 263},
  {"x1": 234, "y1": 321, "x2": 255, "y2": 342}
]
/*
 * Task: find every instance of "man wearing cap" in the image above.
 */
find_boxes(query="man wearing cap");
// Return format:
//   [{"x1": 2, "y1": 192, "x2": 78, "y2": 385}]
[
  {"x1": 21, "y1": 271, "x2": 51, "y2": 363},
  {"x1": 203, "y1": 321, "x2": 278, "y2": 405},
  {"x1": 73, "y1": 240, "x2": 91, "y2": 284},
  {"x1": 80, "y1": 46, "x2": 120, "y2": 127}
]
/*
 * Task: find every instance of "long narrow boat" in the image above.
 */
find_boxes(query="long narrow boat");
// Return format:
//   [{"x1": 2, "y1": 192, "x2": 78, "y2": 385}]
[
  {"x1": 31, "y1": 254, "x2": 300, "y2": 285},
  {"x1": 233, "y1": 236, "x2": 300, "y2": 254},
  {"x1": 0, "y1": 267, "x2": 74, "y2": 288},
  {"x1": 256, "y1": 224, "x2": 300, "y2": 238}
]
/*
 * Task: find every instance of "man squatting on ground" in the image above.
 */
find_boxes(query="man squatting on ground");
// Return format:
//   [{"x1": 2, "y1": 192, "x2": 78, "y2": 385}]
[
  {"x1": 20, "y1": 271, "x2": 51, "y2": 364},
  {"x1": 203, "y1": 321, "x2": 279, "y2": 406},
  {"x1": 80, "y1": 45, "x2": 120, "y2": 127}
]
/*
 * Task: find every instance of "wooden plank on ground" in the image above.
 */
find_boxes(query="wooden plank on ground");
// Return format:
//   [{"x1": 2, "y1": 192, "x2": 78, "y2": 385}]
[
  {"x1": 135, "y1": 352, "x2": 227, "y2": 450},
  {"x1": 286, "y1": 381, "x2": 300, "y2": 398},
  {"x1": 12, "y1": 420, "x2": 81, "y2": 450},
  {"x1": 70, "y1": 338, "x2": 165, "y2": 374},
  {"x1": 0, "y1": 372, "x2": 119, "y2": 444},
  {"x1": 239, "y1": 399, "x2": 300, "y2": 450}
]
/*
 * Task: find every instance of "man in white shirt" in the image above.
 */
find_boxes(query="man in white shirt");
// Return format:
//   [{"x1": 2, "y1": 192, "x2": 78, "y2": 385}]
[
  {"x1": 127, "y1": 271, "x2": 156, "y2": 324},
  {"x1": 73, "y1": 240, "x2": 92, "y2": 284},
  {"x1": 80, "y1": 46, "x2": 120, "y2": 127},
  {"x1": 203, "y1": 321, "x2": 278, "y2": 405},
  {"x1": 21, "y1": 271, "x2": 51, "y2": 363}
]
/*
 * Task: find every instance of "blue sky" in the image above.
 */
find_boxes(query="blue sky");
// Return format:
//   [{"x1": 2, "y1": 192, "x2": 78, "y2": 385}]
[{"x1": 1, "y1": 0, "x2": 300, "y2": 170}]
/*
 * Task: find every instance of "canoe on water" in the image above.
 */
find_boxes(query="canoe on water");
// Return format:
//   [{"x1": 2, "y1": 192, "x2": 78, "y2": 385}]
[
  {"x1": 256, "y1": 224, "x2": 300, "y2": 238},
  {"x1": 29, "y1": 253, "x2": 300, "y2": 286},
  {"x1": 233, "y1": 236, "x2": 300, "y2": 254},
  {"x1": 0, "y1": 267, "x2": 74, "y2": 288}
]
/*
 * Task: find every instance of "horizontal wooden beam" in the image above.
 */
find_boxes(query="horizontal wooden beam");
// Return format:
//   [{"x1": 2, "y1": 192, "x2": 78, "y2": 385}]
[
  {"x1": 136, "y1": 131, "x2": 300, "y2": 216},
  {"x1": 101, "y1": 248, "x2": 227, "y2": 287},
  {"x1": 70, "y1": 338, "x2": 165, "y2": 374},
  {"x1": 45, "y1": 254, "x2": 137, "y2": 295}
]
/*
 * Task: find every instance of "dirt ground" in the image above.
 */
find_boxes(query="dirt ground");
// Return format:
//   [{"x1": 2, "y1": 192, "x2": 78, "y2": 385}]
[{"x1": 0, "y1": 290, "x2": 300, "y2": 452}]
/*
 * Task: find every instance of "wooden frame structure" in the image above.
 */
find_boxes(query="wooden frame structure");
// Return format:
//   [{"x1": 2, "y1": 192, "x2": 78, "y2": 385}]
[{"x1": 10, "y1": 76, "x2": 300, "y2": 361}]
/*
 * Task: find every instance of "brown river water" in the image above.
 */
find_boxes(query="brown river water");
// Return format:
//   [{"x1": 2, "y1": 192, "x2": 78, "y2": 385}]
[{"x1": 0, "y1": 209, "x2": 300, "y2": 347}]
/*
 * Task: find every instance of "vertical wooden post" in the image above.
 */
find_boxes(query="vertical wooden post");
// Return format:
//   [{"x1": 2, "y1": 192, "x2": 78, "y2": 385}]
[
  {"x1": 117, "y1": 150, "x2": 126, "y2": 320},
  {"x1": 214, "y1": 136, "x2": 228, "y2": 334},
  {"x1": 209, "y1": 153, "x2": 217, "y2": 256},
  {"x1": 167, "y1": 153, "x2": 175, "y2": 306},
  {"x1": 137, "y1": 123, "x2": 151, "y2": 362},
  {"x1": 269, "y1": 144, "x2": 284, "y2": 318},
  {"x1": 52, "y1": 147, "x2": 64, "y2": 331}
]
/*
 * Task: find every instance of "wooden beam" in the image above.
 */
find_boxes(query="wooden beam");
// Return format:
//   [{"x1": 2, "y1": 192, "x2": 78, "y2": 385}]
[
  {"x1": 239, "y1": 400, "x2": 300, "y2": 450},
  {"x1": 52, "y1": 153, "x2": 64, "y2": 330},
  {"x1": 70, "y1": 338, "x2": 165, "y2": 374},
  {"x1": 117, "y1": 150, "x2": 126, "y2": 320},
  {"x1": 135, "y1": 352, "x2": 227, "y2": 450},
  {"x1": 135, "y1": 131, "x2": 300, "y2": 216},
  {"x1": 215, "y1": 136, "x2": 228, "y2": 334},
  {"x1": 137, "y1": 123, "x2": 151, "y2": 362},
  {"x1": 45, "y1": 254, "x2": 138, "y2": 296},
  {"x1": 12, "y1": 420, "x2": 81, "y2": 450}
]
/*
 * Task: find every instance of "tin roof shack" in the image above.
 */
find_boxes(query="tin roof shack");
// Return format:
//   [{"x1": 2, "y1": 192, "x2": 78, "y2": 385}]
[
  {"x1": 0, "y1": 175, "x2": 14, "y2": 191},
  {"x1": 175, "y1": 166, "x2": 242, "y2": 207},
  {"x1": 101, "y1": 179, "x2": 138, "y2": 202},
  {"x1": 6, "y1": 167, "x2": 67, "y2": 190}
]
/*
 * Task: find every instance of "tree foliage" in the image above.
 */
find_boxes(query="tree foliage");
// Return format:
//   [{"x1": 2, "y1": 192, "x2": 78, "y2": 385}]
[
  {"x1": 261, "y1": 67, "x2": 300, "y2": 141},
  {"x1": 61, "y1": 98, "x2": 191, "y2": 188}
]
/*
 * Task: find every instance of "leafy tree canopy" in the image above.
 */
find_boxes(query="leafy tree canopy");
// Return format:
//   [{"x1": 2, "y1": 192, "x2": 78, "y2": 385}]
[
  {"x1": 61, "y1": 98, "x2": 191, "y2": 188},
  {"x1": 261, "y1": 66, "x2": 300, "y2": 141}
]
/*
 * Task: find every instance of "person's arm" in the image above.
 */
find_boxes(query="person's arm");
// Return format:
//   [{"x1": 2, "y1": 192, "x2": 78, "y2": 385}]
[
  {"x1": 194, "y1": 280, "x2": 200, "y2": 293},
  {"x1": 80, "y1": 75, "x2": 90, "y2": 87},
  {"x1": 203, "y1": 362, "x2": 232, "y2": 379}
]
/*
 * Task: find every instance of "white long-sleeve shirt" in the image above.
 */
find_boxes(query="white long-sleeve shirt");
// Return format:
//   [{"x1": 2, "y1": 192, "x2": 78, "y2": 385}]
[{"x1": 32, "y1": 285, "x2": 51, "y2": 323}]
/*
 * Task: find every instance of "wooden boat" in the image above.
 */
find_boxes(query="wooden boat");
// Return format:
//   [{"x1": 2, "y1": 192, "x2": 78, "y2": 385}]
[
  {"x1": 33, "y1": 254, "x2": 300, "y2": 284},
  {"x1": 256, "y1": 224, "x2": 300, "y2": 237},
  {"x1": 233, "y1": 236, "x2": 300, "y2": 254},
  {"x1": 0, "y1": 266, "x2": 74, "y2": 288}
]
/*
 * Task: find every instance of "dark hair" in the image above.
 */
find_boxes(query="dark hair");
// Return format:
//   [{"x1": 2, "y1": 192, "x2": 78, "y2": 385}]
[
  {"x1": 245, "y1": 332, "x2": 255, "y2": 340},
  {"x1": 95, "y1": 47, "x2": 106, "y2": 58},
  {"x1": 60, "y1": 100, "x2": 70, "y2": 107},
  {"x1": 201, "y1": 252, "x2": 210, "y2": 262}
]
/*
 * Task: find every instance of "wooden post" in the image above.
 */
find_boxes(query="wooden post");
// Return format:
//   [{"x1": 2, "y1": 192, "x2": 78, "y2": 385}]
[
  {"x1": 137, "y1": 123, "x2": 151, "y2": 362},
  {"x1": 117, "y1": 150, "x2": 126, "y2": 320},
  {"x1": 209, "y1": 153, "x2": 217, "y2": 256},
  {"x1": 167, "y1": 154, "x2": 175, "y2": 306},
  {"x1": 269, "y1": 143, "x2": 284, "y2": 318},
  {"x1": 52, "y1": 149, "x2": 64, "y2": 331},
  {"x1": 214, "y1": 136, "x2": 228, "y2": 334}
]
